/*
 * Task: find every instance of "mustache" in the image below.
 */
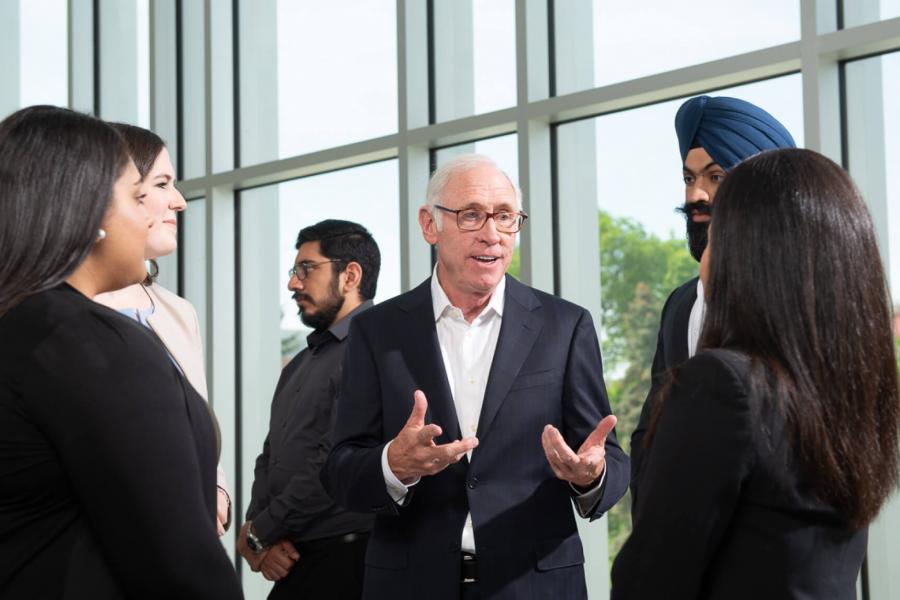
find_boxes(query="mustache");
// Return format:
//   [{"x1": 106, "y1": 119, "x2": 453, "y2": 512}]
[
  {"x1": 292, "y1": 292, "x2": 313, "y2": 305},
  {"x1": 676, "y1": 201, "x2": 712, "y2": 219}
]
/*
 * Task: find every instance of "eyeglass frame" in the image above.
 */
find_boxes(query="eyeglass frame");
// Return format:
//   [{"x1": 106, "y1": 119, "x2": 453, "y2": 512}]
[
  {"x1": 433, "y1": 204, "x2": 529, "y2": 233},
  {"x1": 287, "y1": 258, "x2": 343, "y2": 281}
]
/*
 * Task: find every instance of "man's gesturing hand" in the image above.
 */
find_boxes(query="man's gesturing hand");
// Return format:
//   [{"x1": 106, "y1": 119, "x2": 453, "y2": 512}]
[
  {"x1": 387, "y1": 390, "x2": 479, "y2": 484},
  {"x1": 542, "y1": 415, "x2": 617, "y2": 488}
]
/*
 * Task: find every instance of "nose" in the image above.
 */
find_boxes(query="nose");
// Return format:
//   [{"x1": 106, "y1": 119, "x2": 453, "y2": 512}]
[
  {"x1": 686, "y1": 183, "x2": 709, "y2": 203},
  {"x1": 478, "y1": 215, "x2": 502, "y2": 244},
  {"x1": 172, "y1": 187, "x2": 187, "y2": 212},
  {"x1": 287, "y1": 273, "x2": 303, "y2": 292}
]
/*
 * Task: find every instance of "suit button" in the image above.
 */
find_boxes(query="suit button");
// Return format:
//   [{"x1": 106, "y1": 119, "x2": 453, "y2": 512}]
[{"x1": 467, "y1": 478, "x2": 477, "y2": 489}]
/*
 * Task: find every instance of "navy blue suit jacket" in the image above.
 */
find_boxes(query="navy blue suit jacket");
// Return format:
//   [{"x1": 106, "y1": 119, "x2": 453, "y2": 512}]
[{"x1": 322, "y1": 275, "x2": 628, "y2": 599}]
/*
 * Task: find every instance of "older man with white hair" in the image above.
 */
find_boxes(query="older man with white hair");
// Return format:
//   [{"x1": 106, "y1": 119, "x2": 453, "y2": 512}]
[{"x1": 323, "y1": 154, "x2": 629, "y2": 600}]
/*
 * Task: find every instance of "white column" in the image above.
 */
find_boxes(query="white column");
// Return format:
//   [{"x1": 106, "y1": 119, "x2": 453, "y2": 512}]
[
  {"x1": 841, "y1": 7, "x2": 898, "y2": 599},
  {"x1": 204, "y1": 183, "x2": 241, "y2": 569},
  {"x1": 398, "y1": 0, "x2": 432, "y2": 290},
  {"x1": 181, "y1": 0, "x2": 206, "y2": 179},
  {"x1": 515, "y1": 0, "x2": 553, "y2": 293},
  {"x1": 548, "y1": 2, "x2": 607, "y2": 597},
  {"x1": 97, "y1": 0, "x2": 141, "y2": 123},
  {"x1": 0, "y1": 0, "x2": 20, "y2": 118},
  {"x1": 148, "y1": 0, "x2": 178, "y2": 289},
  {"x1": 799, "y1": 0, "x2": 841, "y2": 162},
  {"x1": 237, "y1": 0, "x2": 278, "y2": 166},
  {"x1": 69, "y1": 0, "x2": 94, "y2": 114},
  {"x1": 235, "y1": 2, "x2": 279, "y2": 597},
  {"x1": 431, "y1": 0, "x2": 474, "y2": 123},
  {"x1": 208, "y1": 0, "x2": 234, "y2": 175}
]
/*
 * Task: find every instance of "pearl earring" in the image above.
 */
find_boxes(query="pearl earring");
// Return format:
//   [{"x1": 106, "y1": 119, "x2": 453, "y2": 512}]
[{"x1": 97, "y1": 228, "x2": 107, "y2": 241}]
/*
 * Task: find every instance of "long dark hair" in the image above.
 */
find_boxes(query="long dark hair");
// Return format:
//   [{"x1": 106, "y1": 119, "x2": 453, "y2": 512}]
[
  {"x1": 0, "y1": 106, "x2": 129, "y2": 315},
  {"x1": 109, "y1": 122, "x2": 167, "y2": 283},
  {"x1": 700, "y1": 148, "x2": 899, "y2": 528}
]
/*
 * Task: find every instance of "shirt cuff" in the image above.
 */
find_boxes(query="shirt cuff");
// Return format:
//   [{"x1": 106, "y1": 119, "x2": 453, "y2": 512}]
[
  {"x1": 570, "y1": 467, "x2": 607, "y2": 518},
  {"x1": 381, "y1": 440, "x2": 419, "y2": 504},
  {"x1": 249, "y1": 508, "x2": 278, "y2": 547}
]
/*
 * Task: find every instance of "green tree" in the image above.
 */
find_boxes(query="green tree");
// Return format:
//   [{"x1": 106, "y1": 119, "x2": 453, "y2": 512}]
[{"x1": 597, "y1": 209, "x2": 696, "y2": 561}]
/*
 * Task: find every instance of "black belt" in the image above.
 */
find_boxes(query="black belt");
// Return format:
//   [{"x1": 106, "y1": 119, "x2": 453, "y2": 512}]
[
  {"x1": 461, "y1": 552, "x2": 478, "y2": 584},
  {"x1": 298, "y1": 531, "x2": 368, "y2": 553}
]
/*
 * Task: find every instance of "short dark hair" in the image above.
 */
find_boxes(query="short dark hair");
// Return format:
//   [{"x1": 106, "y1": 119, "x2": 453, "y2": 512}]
[
  {"x1": 0, "y1": 106, "x2": 129, "y2": 315},
  {"x1": 108, "y1": 122, "x2": 165, "y2": 179},
  {"x1": 700, "y1": 148, "x2": 899, "y2": 528},
  {"x1": 295, "y1": 220, "x2": 381, "y2": 300}
]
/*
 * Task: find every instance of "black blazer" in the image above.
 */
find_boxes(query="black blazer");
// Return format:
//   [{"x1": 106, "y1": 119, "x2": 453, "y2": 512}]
[
  {"x1": 611, "y1": 349, "x2": 866, "y2": 600},
  {"x1": 322, "y1": 275, "x2": 629, "y2": 599},
  {"x1": 630, "y1": 276, "x2": 698, "y2": 508},
  {"x1": 0, "y1": 285, "x2": 241, "y2": 599}
]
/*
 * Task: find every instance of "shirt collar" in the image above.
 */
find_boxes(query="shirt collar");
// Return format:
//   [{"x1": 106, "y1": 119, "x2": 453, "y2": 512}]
[
  {"x1": 307, "y1": 299, "x2": 374, "y2": 350},
  {"x1": 430, "y1": 264, "x2": 505, "y2": 322}
]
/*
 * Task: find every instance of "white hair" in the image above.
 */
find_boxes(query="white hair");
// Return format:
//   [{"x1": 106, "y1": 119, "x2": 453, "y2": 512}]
[{"x1": 425, "y1": 153, "x2": 523, "y2": 231}]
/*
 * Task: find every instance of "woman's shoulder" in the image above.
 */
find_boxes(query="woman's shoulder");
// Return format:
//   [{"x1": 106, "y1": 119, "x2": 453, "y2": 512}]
[
  {"x1": 666, "y1": 348, "x2": 759, "y2": 425},
  {"x1": 2, "y1": 284, "x2": 138, "y2": 343},
  {"x1": 2, "y1": 285, "x2": 165, "y2": 376},
  {"x1": 679, "y1": 348, "x2": 752, "y2": 392},
  {"x1": 146, "y1": 283, "x2": 198, "y2": 321}
]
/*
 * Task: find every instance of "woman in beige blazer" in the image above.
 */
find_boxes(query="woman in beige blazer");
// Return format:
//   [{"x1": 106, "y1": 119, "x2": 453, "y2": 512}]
[{"x1": 95, "y1": 123, "x2": 232, "y2": 536}]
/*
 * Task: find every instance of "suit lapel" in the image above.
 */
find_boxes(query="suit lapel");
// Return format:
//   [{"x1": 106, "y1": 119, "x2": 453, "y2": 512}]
[
  {"x1": 398, "y1": 279, "x2": 461, "y2": 442},
  {"x1": 475, "y1": 276, "x2": 543, "y2": 446}
]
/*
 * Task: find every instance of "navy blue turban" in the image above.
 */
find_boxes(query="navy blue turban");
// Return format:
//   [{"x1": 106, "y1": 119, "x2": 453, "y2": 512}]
[{"x1": 675, "y1": 95, "x2": 796, "y2": 170}]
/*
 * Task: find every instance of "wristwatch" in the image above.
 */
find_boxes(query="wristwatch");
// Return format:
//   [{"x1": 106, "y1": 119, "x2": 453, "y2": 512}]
[{"x1": 246, "y1": 522, "x2": 266, "y2": 554}]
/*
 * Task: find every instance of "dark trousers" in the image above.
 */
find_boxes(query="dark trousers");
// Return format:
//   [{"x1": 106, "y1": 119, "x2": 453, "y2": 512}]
[
  {"x1": 460, "y1": 581, "x2": 481, "y2": 600},
  {"x1": 268, "y1": 532, "x2": 369, "y2": 600}
]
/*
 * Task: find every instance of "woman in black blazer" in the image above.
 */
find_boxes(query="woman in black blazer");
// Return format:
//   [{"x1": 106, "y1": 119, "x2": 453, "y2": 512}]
[
  {"x1": 0, "y1": 106, "x2": 242, "y2": 599},
  {"x1": 612, "y1": 149, "x2": 900, "y2": 599}
]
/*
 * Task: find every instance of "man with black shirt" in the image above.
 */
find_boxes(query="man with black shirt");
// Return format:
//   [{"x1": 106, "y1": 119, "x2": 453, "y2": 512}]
[{"x1": 238, "y1": 219, "x2": 381, "y2": 599}]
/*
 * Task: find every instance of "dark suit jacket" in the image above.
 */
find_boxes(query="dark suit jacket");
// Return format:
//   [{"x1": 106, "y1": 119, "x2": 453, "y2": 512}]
[
  {"x1": 630, "y1": 276, "x2": 698, "y2": 509},
  {"x1": 611, "y1": 349, "x2": 866, "y2": 599},
  {"x1": 322, "y1": 275, "x2": 629, "y2": 600},
  {"x1": 0, "y1": 285, "x2": 241, "y2": 599}
]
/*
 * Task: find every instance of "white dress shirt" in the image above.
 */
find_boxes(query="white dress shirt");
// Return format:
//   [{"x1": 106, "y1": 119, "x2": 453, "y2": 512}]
[
  {"x1": 381, "y1": 268, "x2": 604, "y2": 554},
  {"x1": 687, "y1": 278, "x2": 706, "y2": 358}
]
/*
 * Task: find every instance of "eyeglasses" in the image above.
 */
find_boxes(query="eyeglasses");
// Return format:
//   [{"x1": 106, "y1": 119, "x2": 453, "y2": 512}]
[
  {"x1": 288, "y1": 259, "x2": 342, "y2": 281},
  {"x1": 434, "y1": 205, "x2": 528, "y2": 233}
]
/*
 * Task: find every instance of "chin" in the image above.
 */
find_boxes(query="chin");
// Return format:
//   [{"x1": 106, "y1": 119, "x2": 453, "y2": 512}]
[
  {"x1": 469, "y1": 274, "x2": 503, "y2": 294},
  {"x1": 146, "y1": 243, "x2": 177, "y2": 259}
]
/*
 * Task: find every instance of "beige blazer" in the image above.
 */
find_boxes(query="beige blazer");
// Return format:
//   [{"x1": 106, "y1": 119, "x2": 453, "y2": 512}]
[{"x1": 145, "y1": 283, "x2": 209, "y2": 400}]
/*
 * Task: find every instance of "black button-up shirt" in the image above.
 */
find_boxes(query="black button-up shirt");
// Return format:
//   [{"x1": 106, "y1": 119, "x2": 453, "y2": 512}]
[{"x1": 246, "y1": 300, "x2": 374, "y2": 544}]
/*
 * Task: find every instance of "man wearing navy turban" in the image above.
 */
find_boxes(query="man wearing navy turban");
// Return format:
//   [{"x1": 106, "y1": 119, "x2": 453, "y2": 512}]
[{"x1": 629, "y1": 95, "x2": 796, "y2": 513}]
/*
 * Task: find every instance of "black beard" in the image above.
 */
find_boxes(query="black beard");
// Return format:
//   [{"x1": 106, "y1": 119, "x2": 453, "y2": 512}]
[
  {"x1": 295, "y1": 276, "x2": 345, "y2": 331},
  {"x1": 685, "y1": 219, "x2": 709, "y2": 262},
  {"x1": 676, "y1": 201, "x2": 712, "y2": 262}
]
